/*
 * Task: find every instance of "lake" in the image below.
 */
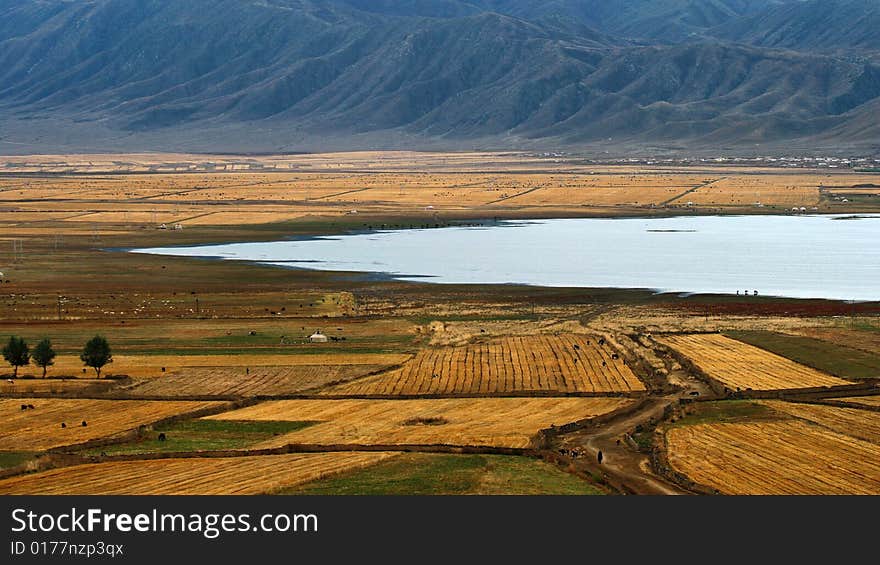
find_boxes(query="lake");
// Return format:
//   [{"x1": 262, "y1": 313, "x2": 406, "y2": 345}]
[{"x1": 131, "y1": 215, "x2": 880, "y2": 301}]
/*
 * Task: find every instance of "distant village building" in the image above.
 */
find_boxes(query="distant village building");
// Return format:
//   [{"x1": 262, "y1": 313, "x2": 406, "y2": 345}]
[{"x1": 309, "y1": 331, "x2": 328, "y2": 343}]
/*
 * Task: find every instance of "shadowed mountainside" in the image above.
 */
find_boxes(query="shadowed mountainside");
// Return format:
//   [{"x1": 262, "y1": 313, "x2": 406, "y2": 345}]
[{"x1": 0, "y1": 0, "x2": 878, "y2": 153}]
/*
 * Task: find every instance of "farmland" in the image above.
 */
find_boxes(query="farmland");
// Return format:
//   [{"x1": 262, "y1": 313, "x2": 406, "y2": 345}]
[
  {"x1": 659, "y1": 334, "x2": 851, "y2": 390},
  {"x1": 835, "y1": 396, "x2": 880, "y2": 409},
  {"x1": 758, "y1": 401, "x2": 880, "y2": 444},
  {"x1": 205, "y1": 398, "x2": 633, "y2": 449},
  {"x1": 1, "y1": 151, "x2": 879, "y2": 495},
  {"x1": 726, "y1": 330, "x2": 880, "y2": 380},
  {"x1": 0, "y1": 399, "x2": 228, "y2": 451},
  {"x1": 283, "y1": 453, "x2": 604, "y2": 495},
  {"x1": 125, "y1": 364, "x2": 396, "y2": 397},
  {"x1": 322, "y1": 335, "x2": 644, "y2": 396},
  {"x1": 665, "y1": 419, "x2": 880, "y2": 494},
  {"x1": 0, "y1": 452, "x2": 397, "y2": 495}
]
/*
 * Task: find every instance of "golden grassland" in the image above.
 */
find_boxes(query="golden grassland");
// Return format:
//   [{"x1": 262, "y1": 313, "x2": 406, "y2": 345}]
[
  {"x1": 0, "y1": 379, "x2": 109, "y2": 395},
  {"x1": 1, "y1": 152, "x2": 878, "y2": 495},
  {"x1": 0, "y1": 452, "x2": 398, "y2": 495},
  {"x1": 0, "y1": 398, "x2": 228, "y2": 451},
  {"x1": 2, "y1": 154, "x2": 877, "y2": 239},
  {"x1": 759, "y1": 401, "x2": 880, "y2": 444},
  {"x1": 666, "y1": 419, "x2": 880, "y2": 495},
  {"x1": 205, "y1": 397, "x2": 632, "y2": 449},
  {"x1": 659, "y1": 334, "x2": 850, "y2": 390},
  {"x1": 835, "y1": 396, "x2": 880, "y2": 408},
  {"x1": 322, "y1": 334, "x2": 644, "y2": 395},
  {"x1": 125, "y1": 364, "x2": 396, "y2": 397},
  {"x1": 2, "y1": 353, "x2": 409, "y2": 380}
]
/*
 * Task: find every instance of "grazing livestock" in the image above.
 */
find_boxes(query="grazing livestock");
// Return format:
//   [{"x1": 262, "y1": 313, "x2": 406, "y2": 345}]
[{"x1": 61, "y1": 422, "x2": 66, "y2": 428}]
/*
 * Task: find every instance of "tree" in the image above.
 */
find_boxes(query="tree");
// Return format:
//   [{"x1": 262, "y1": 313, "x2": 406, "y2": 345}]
[
  {"x1": 80, "y1": 335, "x2": 112, "y2": 378},
  {"x1": 32, "y1": 338, "x2": 56, "y2": 378},
  {"x1": 3, "y1": 336, "x2": 30, "y2": 378}
]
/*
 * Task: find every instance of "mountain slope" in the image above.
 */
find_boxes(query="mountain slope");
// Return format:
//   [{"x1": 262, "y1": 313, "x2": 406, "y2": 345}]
[
  {"x1": 0, "y1": 0, "x2": 878, "y2": 153},
  {"x1": 713, "y1": 0, "x2": 880, "y2": 51}
]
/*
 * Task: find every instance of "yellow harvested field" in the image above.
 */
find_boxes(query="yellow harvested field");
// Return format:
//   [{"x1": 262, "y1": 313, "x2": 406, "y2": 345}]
[
  {"x1": 835, "y1": 395, "x2": 880, "y2": 408},
  {"x1": 659, "y1": 334, "x2": 849, "y2": 390},
  {"x1": 323, "y1": 335, "x2": 644, "y2": 395},
  {"x1": 127, "y1": 364, "x2": 394, "y2": 397},
  {"x1": 0, "y1": 399, "x2": 227, "y2": 451},
  {"x1": 0, "y1": 379, "x2": 111, "y2": 395},
  {"x1": 3, "y1": 162, "x2": 874, "y2": 234},
  {"x1": 176, "y1": 211, "x2": 308, "y2": 225},
  {"x1": 674, "y1": 175, "x2": 822, "y2": 207},
  {"x1": 206, "y1": 397, "x2": 633, "y2": 448},
  {"x1": 39, "y1": 353, "x2": 409, "y2": 379},
  {"x1": 0, "y1": 452, "x2": 397, "y2": 495},
  {"x1": 666, "y1": 421, "x2": 880, "y2": 494},
  {"x1": 0, "y1": 211, "x2": 80, "y2": 223},
  {"x1": 62, "y1": 211, "x2": 196, "y2": 224},
  {"x1": 760, "y1": 401, "x2": 880, "y2": 444}
]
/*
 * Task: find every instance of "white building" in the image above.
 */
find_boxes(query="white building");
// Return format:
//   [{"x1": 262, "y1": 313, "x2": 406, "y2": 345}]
[{"x1": 309, "y1": 331, "x2": 328, "y2": 343}]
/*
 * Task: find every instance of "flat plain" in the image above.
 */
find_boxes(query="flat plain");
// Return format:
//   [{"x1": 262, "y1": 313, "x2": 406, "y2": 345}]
[
  {"x1": 322, "y1": 335, "x2": 644, "y2": 396},
  {"x1": 659, "y1": 334, "x2": 851, "y2": 390},
  {"x1": 0, "y1": 452, "x2": 398, "y2": 495},
  {"x1": 205, "y1": 398, "x2": 633, "y2": 449},
  {"x1": 1, "y1": 151, "x2": 878, "y2": 495}
]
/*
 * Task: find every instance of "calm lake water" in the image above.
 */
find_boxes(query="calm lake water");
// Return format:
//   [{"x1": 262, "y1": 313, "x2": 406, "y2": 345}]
[{"x1": 133, "y1": 215, "x2": 880, "y2": 301}]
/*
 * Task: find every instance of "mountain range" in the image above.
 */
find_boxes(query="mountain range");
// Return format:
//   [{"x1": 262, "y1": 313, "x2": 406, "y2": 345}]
[{"x1": 1, "y1": 0, "x2": 878, "y2": 154}]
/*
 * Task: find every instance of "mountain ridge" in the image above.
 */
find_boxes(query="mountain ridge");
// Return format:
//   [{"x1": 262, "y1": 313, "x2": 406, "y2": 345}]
[{"x1": 1, "y1": 0, "x2": 878, "y2": 154}]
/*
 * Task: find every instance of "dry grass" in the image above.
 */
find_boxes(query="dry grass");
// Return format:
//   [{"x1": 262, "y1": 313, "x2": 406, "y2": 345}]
[
  {"x1": 126, "y1": 364, "x2": 394, "y2": 397},
  {"x1": 0, "y1": 452, "x2": 397, "y2": 495},
  {"x1": 0, "y1": 379, "x2": 109, "y2": 395},
  {"x1": 761, "y1": 401, "x2": 880, "y2": 444},
  {"x1": 0, "y1": 398, "x2": 227, "y2": 451},
  {"x1": 659, "y1": 334, "x2": 850, "y2": 390},
  {"x1": 666, "y1": 420, "x2": 880, "y2": 494},
  {"x1": 835, "y1": 396, "x2": 880, "y2": 408},
  {"x1": 675, "y1": 175, "x2": 823, "y2": 207},
  {"x1": 205, "y1": 397, "x2": 632, "y2": 448},
  {"x1": 2, "y1": 157, "x2": 874, "y2": 235},
  {"x1": 17, "y1": 353, "x2": 409, "y2": 379},
  {"x1": 322, "y1": 335, "x2": 643, "y2": 395}
]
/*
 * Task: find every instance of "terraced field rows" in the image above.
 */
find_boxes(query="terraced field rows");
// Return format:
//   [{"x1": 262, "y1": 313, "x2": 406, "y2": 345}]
[
  {"x1": 835, "y1": 395, "x2": 880, "y2": 409},
  {"x1": 666, "y1": 421, "x2": 880, "y2": 494},
  {"x1": 324, "y1": 335, "x2": 643, "y2": 395},
  {"x1": 126, "y1": 364, "x2": 393, "y2": 397},
  {"x1": 0, "y1": 379, "x2": 110, "y2": 395},
  {"x1": 0, "y1": 453, "x2": 397, "y2": 495},
  {"x1": 0, "y1": 399, "x2": 227, "y2": 451},
  {"x1": 207, "y1": 398, "x2": 632, "y2": 449},
  {"x1": 660, "y1": 334, "x2": 849, "y2": 390},
  {"x1": 760, "y1": 401, "x2": 880, "y2": 444}
]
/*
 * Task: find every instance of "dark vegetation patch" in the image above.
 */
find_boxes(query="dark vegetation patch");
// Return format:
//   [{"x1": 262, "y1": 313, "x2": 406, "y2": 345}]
[
  {"x1": 727, "y1": 330, "x2": 880, "y2": 380},
  {"x1": 278, "y1": 453, "x2": 604, "y2": 495}
]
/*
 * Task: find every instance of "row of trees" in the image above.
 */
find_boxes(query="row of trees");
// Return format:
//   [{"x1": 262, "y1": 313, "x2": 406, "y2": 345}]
[{"x1": 3, "y1": 336, "x2": 113, "y2": 378}]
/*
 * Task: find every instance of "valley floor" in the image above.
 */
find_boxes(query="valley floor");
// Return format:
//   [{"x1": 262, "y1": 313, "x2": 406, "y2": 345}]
[{"x1": 1, "y1": 151, "x2": 878, "y2": 495}]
